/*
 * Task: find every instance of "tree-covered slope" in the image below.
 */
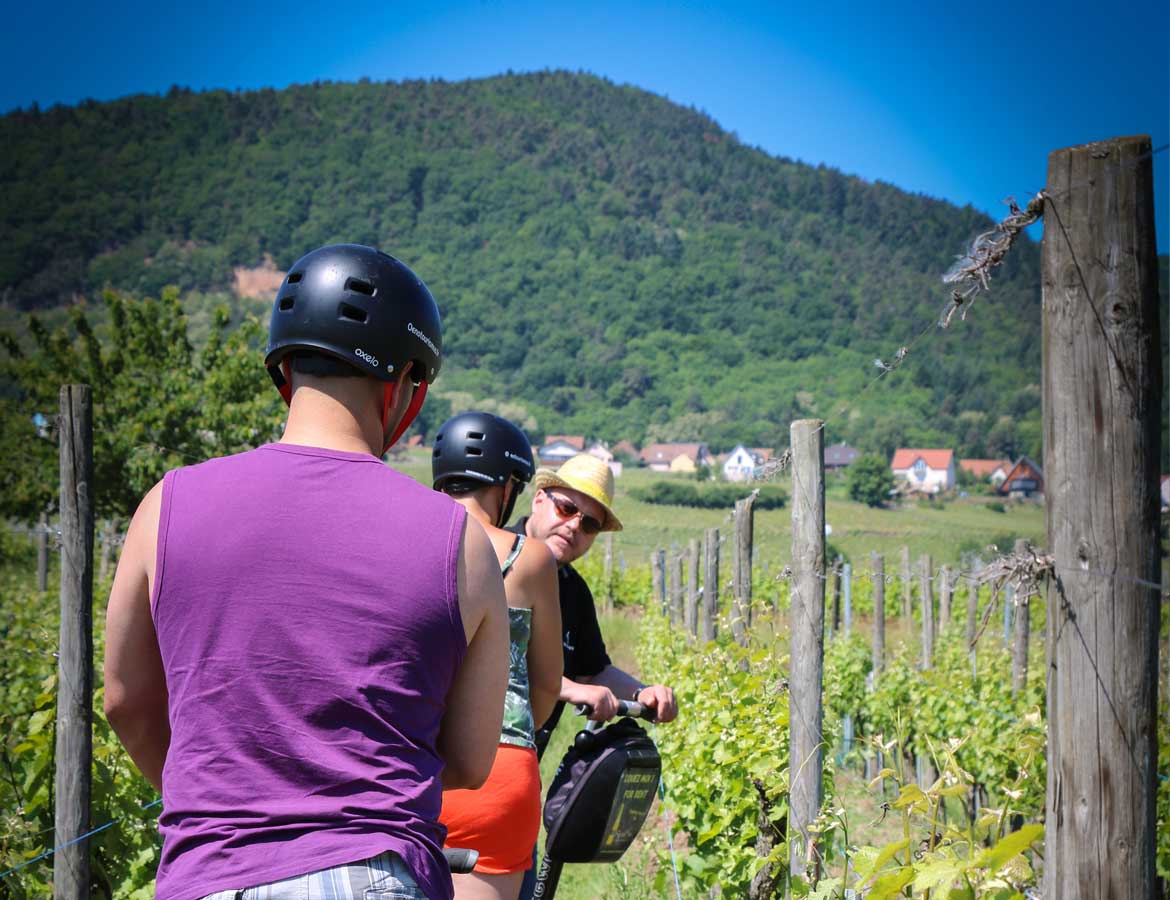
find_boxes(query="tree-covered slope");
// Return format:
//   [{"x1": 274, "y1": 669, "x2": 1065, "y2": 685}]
[{"x1": 0, "y1": 72, "x2": 1056, "y2": 456}]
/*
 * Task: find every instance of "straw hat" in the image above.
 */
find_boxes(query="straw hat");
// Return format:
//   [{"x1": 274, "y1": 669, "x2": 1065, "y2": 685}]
[{"x1": 532, "y1": 453, "x2": 623, "y2": 532}]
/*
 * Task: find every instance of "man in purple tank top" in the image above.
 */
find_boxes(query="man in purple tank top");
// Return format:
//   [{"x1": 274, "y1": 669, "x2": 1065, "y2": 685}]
[{"x1": 103, "y1": 245, "x2": 509, "y2": 900}]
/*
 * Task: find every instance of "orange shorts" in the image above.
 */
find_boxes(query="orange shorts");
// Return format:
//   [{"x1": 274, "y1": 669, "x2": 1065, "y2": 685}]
[{"x1": 440, "y1": 744, "x2": 541, "y2": 874}]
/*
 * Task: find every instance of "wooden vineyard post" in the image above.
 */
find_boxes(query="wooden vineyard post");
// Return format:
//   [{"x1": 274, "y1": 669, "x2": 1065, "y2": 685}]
[
  {"x1": 36, "y1": 510, "x2": 49, "y2": 593},
  {"x1": 900, "y1": 545, "x2": 912, "y2": 623},
  {"x1": 669, "y1": 552, "x2": 684, "y2": 627},
  {"x1": 829, "y1": 557, "x2": 842, "y2": 638},
  {"x1": 872, "y1": 552, "x2": 885, "y2": 676},
  {"x1": 55, "y1": 385, "x2": 93, "y2": 900},
  {"x1": 1042, "y1": 135, "x2": 1162, "y2": 900},
  {"x1": 650, "y1": 549, "x2": 666, "y2": 616},
  {"x1": 842, "y1": 562, "x2": 852, "y2": 636},
  {"x1": 702, "y1": 528, "x2": 719, "y2": 642},
  {"x1": 731, "y1": 495, "x2": 755, "y2": 646},
  {"x1": 788, "y1": 419, "x2": 825, "y2": 878},
  {"x1": 967, "y1": 565, "x2": 981, "y2": 680},
  {"x1": 939, "y1": 565, "x2": 952, "y2": 632},
  {"x1": 1011, "y1": 539, "x2": 1031, "y2": 695},
  {"x1": 603, "y1": 533, "x2": 614, "y2": 613},
  {"x1": 920, "y1": 554, "x2": 934, "y2": 669},
  {"x1": 686, "y1": 538, "x2": 700, "y2": 638}
]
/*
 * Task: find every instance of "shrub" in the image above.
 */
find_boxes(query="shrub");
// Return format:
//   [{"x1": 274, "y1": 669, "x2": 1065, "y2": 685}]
[{"x1": 629, "y1": 480, "x2": 786, "y2": 509}]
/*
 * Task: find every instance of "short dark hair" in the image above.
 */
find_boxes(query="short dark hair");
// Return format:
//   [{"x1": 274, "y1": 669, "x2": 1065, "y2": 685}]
[{"x1": 289, "y1": 350, "x2": 365, "y2": 379}]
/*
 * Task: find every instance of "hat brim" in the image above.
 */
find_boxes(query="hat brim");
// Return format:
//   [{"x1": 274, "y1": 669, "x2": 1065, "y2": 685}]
[{"x1": 532, "y1": 469, "x2": 623, "y2": 532}]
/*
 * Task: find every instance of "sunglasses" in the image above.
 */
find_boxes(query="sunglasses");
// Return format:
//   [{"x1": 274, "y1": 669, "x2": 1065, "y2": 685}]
[{"x1": 544, "y1": 490, "x2": 604, "y2": 535}]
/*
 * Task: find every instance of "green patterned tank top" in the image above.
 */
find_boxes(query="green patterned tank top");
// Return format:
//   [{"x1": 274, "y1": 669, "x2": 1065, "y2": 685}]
[{"x1": 500, "y1": 535, "x2": 537, "y2": 750}]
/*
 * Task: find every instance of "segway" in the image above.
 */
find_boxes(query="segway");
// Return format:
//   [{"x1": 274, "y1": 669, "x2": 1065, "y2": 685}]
[{"x1": 532, "y1": 700, "x2": 662, "y2": 899}]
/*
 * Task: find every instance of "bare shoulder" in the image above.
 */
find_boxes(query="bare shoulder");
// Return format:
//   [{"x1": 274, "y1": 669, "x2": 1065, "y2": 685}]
[
  {"x1": 514, "y1": 534, "x2": 556, "y2": 579},
  {"x1": 125, "y1": 478, "x2": 165, "y2": 584}
]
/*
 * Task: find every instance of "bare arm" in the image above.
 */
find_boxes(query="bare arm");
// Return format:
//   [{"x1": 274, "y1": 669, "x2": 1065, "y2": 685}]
[
  {"x1": 103, "y1": 481, "x2": 170, "y2": 792},
  {"x1": 583, "y1": 665, "x2": 679, "y2": 724},
  {"x1": 438, "y1": 517, "x2": 509, "y2": 789},
  {"x1": 514, "y1": 540, "x2": 562, "y2": 728}
]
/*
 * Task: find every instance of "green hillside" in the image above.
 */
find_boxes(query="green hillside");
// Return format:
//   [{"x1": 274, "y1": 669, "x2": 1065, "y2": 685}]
[{"x1": 0, "y1": 70, "x2": 1149, "y2": 459}]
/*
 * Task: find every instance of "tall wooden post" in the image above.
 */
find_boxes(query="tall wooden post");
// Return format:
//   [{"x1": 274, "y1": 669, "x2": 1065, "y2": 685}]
[
  {"x1": 686, "y1": 538, "x2": 700, "y2": 638},
  {"x1": 55, "y1": 385, "x2": 93, "y2": 900},
  {"x1": 702, "y1": 528, "x2": 719, "y2": 642},
  {"x1": 967, "y1": 572, "x2": 980, "y2": 680},
  {"x1": 36, "y1": 510, "x2": 49, "y2": 593},
  {"x1": 668, "y1": 552, "x2": 684, "y2": 627},
  {"x1": 920, "y1": 554, "x2": 934, "y2": 669},
  {"x1": 900, "y1": 546, "x2": 912, "y2": 623},
  {"x1": 788, "y1": 419, "x2": 825, "y2": 878},
  {"x1": 1003, "y1": 583, "x2": 1014, "y2": 644},
  {"x1": 603, "y1": 533, "x2": 614, "y2": 613},
  {"x1": 734, "y1": 495, "x2": 756, "y2": 635},
  {"x1": 1011, "y1": 539, "x2": 1031, "y2": 695},
  {"x1": 872, "y1": 552, "x2": 885, "y2": 677},
  {"x1": 829, "y1": 557, "x2": 842, "y2": 638},
  {"x1": 1043, "y1": 135, "x2": 1162, "y2": 900},
  {"x1": 650, "y1": 549, "x2": 666, "y2": 616},
  {"x1": 938, "y1": 565, "x2": 952, "y2": 632}
]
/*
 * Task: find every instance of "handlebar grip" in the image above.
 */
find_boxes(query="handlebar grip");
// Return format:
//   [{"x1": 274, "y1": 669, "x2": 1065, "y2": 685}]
[
  {"x1": 444, "y1": 848, "x2": 479, "y2": 874},
  {"x1": 574, "y1": 700, "x2": 656, "y2": 721}
]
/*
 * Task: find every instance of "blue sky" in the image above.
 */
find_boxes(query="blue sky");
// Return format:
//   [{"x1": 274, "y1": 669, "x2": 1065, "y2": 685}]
[{"x1": 4, "y1": 0, "x2": 1167, "y2": 250}]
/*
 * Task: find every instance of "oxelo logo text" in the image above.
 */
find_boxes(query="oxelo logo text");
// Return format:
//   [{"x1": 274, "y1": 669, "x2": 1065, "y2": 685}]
[{"x1": 354, "y1": 348, "x2": 379, "y2": 367}]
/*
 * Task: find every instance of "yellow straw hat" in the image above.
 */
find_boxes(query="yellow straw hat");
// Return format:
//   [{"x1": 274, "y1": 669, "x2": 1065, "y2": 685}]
[{"x1": 532, "y1": 453, "x2": 623, "y2": 532}]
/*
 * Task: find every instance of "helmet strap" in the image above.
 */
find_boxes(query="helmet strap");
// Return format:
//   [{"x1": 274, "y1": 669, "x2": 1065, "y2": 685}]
[
  {"x1": 498, "y1": 480, "x2": 520, "y2": 529},
  {"x1": 382, "y1": 379, "x2": 428, "y2": 454},
  {"x1": 277, "y1": 360, "x2": 293, "y2": 406}
]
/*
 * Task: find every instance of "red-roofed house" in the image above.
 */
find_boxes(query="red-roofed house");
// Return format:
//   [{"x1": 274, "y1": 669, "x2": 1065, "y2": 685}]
[
  {"x1": 538, "y1": 435, "x2": 586, "y2": 465},
  {"x1": 891, "y1": 448, "x2": 955, "y2": 494},
  {"x1": 959, "y1": 458, "x2": 1012, "y2": 486},
  {"x1": 640, "y1": 442, "x2": 712, "y2": 474}
]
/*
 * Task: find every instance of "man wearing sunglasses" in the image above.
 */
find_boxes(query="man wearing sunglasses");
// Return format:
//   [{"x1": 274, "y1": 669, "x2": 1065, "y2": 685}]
[{"x1": 510, "y1": 453, "x2": 679, "y2": 758}]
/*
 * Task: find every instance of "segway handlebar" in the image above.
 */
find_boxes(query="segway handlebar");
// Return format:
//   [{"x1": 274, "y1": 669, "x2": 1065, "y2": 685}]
[
  {"x1": 573, "y1": 699, "x2": 655, "y2": 721},
  {"x1": 443, "y1": 847, "x2": 479, "y2": 874}
]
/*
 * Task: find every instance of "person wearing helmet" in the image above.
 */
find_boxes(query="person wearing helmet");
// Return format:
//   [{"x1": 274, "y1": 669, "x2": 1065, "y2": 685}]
[
  {"x1": 431, "y1": 412, "x2": 561, "y2": 900},
  {"x1": 103, "y1": 244, "x2": 509, "y2": 900}
]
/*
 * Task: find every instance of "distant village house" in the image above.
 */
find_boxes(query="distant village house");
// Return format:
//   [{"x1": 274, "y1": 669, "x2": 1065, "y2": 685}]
[
  {"x1": 996, "y1": 457, "x2": 1044, "y2": 498},
  {"x1": 640, "y1": 442, "x2": 712, "y2": 474},
  {"x1": 959, "y1": 458, "x2": 1011, "y2": 486},
  {"x1": 537, "y1": 434, "x2": 586, "y2": 466},
  {"x1": 722, "y1": 445, "x2": 774, "y2": 482},
  {"x1": 891, "y1": 448, "x2": 955, "y2": 494},
  {"x1": 824, "y1": 443, "x2": 860, "y2": 471}
]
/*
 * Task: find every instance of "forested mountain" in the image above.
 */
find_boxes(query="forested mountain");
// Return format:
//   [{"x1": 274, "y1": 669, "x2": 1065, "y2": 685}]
[{"x1": 3, "y1": 71, "x2": 1159, "y2": 459}]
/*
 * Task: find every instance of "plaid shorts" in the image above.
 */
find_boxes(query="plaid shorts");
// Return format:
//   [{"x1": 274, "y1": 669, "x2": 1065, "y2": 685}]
[{"x1": 198, "y1": 850, "x2": 426, "y2": 899}]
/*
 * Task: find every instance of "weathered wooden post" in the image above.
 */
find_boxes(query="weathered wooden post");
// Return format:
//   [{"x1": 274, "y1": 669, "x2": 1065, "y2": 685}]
[
  {"x1": 669, "y1": 552, "x2": 684, "y2": 627},
  {"x1": 602, "y1": 533, "x2": 615, "y2": 613},
  {"x1": 1011, "y1": 539, "x2": 1031, "y2": 695},
  {"x1": 650, "y1": 549, "x2": 666, "y2": 616},
  {"x1": 55, "y1": 385, "x2": 93, "y2": 900},
  {"x1": 1043, "y1": 135, "x2": 1162, "y2": 900},
  {"x1": 36, "y1": 510, "x2": 49, "y2": 593},
  {"x1": 920, "y1": 554, "x2": 934, "y2": 669},
  {"x1": 702, "y1": 528, "x2": 719, "y2": 641},
  {"x1": 938, "y1": 565, "x2": 952, "y2": 632},
  {"x1": 788, "y1": 419, "x2": 825, "y2": 878},
  {"x1": 872, "y1": 552, "x2": 885, "y2": 676},
  {"x1": 829, "y1": 557, "x2": 842, "y2": 638},
  {"x1": 900, "y1": 545, "x2": 912, "y2": 623},
  {"x1": 967, "y1": 566, "x2": 981, "y2": 680},
  {"x1": 686, "y1": 538, "x2": 700, "y2": 638},
  {"x1": 97, "y1": 518, "x2": 119, "y2": 583},
  {"x1": 733, "y1": 494, "x2": 756, "y2": 635},
  {"x1": 842, "y1": 562, "x2": 852, "y2": 636}
]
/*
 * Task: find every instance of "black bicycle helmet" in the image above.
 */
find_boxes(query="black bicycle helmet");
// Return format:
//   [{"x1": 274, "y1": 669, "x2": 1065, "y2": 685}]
[
  {"x1": 265, "y1": 243, "x2": 443, "y2": 448},
  {"x1": 433, "y1": 412, "x2": 535, "y2": 526}
]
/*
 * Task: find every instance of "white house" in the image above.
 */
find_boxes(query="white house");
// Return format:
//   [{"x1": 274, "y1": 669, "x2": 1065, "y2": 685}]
[
  {"x1": 723, "y1": 445, "x2": 759, "y2": 482},
  {"x1": 891, "y1": 448, "x2": 955, "y2": 494},
  {"x1": 537, "y1": 435, "x2": 586, "y2": 466}
]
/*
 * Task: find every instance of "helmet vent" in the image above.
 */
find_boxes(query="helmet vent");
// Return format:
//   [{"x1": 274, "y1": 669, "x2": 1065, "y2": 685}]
[
  {"x1": 466, "y1": 447, "x2": 483, "y2": 456},
  {"x1": 286, "y1": 272, "x2": 302, "y2": 284},
  {"x1": 468, "y1": 431, "x2": 485, "y2": 440},
  {"x1": 338, "y1": 302, "x2": 368, "y2": 323},
  {"x1": 345, "y1": 277, "x2": 375, "y2": 296},
  {"x1": 278, "y1": 296, "x2": 295, "y2": 311}
]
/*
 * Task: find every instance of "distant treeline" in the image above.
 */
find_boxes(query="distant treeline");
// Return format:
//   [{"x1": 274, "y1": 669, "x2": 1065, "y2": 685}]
[{"x1": 4, "y1": 71, "x2": 1164, "y2": 461}]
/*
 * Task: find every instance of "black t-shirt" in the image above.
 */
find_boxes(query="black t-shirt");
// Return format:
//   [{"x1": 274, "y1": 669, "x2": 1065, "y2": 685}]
[{"x1": 510, "y1": 517, "x2": 612, "y2": 754}]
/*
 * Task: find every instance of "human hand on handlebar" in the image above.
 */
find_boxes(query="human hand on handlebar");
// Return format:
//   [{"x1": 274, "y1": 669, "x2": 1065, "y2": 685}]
[
  {"x1": 562, "y1": 682, "x2": 620, "y2": 721},
  {"x1": 633, "y1": 684, "x2": 678, "y2": 724}
]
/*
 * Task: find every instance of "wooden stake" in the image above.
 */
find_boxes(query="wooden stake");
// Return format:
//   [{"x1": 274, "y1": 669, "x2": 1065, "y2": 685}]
[
  {"x1": 650, "y1": 549, "x2": 666, "y2": 616},
  {"x1": 1042, "y1": 135, "x2": 1162, "y2": 900},
  {"x1": 920, "y1": 554, "x2": 934, "y2": 669},
  {"x1": 1011, "y1": 539, "x2": 1031, "y2": 695},
  {"x1": 702, "y1": 528, "x2": 719, "y2": 642},
  {"x1": 669, "y1": 552, "x2": 684, "y2": 627},
  {"x1": 686, "y1": 538, "x2": 700, "y2": 638},
  {"x1": 872, "y1": 552, "x2": 885, "y2": 677},
  {"x1": 788, "y1": 419, "x2": 825, "y2": 878},
  {"x1": 901, "y1": 545, "x2": 912, "y2": 623},
  {"x1": 54, "y1": 385, "x2": 93, "y2": 900},
  {"x1": 36, "y1": 510, "x2": 49, "y2": 593}
]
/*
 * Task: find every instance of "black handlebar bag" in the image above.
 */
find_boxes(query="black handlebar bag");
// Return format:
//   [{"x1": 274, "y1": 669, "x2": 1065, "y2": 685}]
[{"x1": 542, "y1": 718, "x2": 662, "y2": 863}]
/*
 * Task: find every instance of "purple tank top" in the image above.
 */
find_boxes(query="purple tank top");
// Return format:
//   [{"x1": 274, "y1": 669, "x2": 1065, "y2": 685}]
[{"x1": 150, "y1": 443, "x2": 467, "y2": 900}]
